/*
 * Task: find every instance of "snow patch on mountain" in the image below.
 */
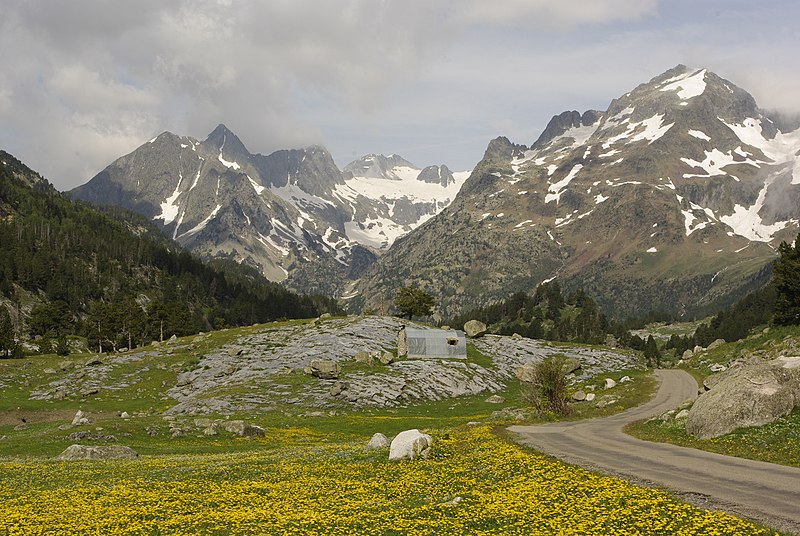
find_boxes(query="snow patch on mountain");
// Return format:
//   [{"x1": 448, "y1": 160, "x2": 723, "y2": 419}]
[
  {"x1": 546, "y1": 164, "x2": 583, "y2": 204},
  {"x1": 720, "y1": 172, "x2": 790, "y2": 241},
  {"x1": 629, "y1": 114, "x2": 674, "y2": 144},
  {"x1": 720, "y1": 117, "x2": 800, "y2": 184},
  {"x1": 180, "y1": 204, "x2": 222, "y2": 238},
  {"x1": 688, "y1": 129, "x2": 711, "y2": 141},
  {"x1": 659, "y1": 68, "x2": 707, "y2": 99}
]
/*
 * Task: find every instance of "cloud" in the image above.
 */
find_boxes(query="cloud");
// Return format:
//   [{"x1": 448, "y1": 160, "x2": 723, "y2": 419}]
[
  {"x1": 0, "y1": 0, "x2": 798, "y2": 189},
  {"x1": 458, "y1": 0, "x2": 658, "y2": 28}
]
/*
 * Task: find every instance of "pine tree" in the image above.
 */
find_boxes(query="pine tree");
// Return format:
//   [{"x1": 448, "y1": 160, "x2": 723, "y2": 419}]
[
  {"x1": 0, "y1": 307, "x2": 14, "y2": 357},
  {"x1": 644, "y1": 335, "x2": 661, "y2": 368},
  {"x1": 394, "y1": 287, "x2": 435, "y2": 320},
  {"x1": 773, "y1": 233, "x2": 800, "y2": 326}
]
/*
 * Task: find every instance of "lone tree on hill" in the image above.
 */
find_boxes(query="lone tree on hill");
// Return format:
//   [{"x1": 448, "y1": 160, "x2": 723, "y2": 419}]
[
  {"x1": 774, "y1": 233, "x2": 800, "y2": 326},
  {"x1": 394, "y1": 286, "x2": 435, "y2": 320}
]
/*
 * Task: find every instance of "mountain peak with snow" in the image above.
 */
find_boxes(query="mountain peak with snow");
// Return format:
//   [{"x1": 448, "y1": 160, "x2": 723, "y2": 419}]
[
  {"x1": 70, "y1": 129, "x2": 470, "y2": 297},
  {"x1": 350, "y1": 64, "x2": 800, "y2": 319}
]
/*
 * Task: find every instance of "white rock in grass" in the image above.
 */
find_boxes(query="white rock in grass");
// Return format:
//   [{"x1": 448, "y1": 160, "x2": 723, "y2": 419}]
[
  {"x1": 604, "y1": 378, "x2": 617, "y2": 389},
  {"x1": 389, "y1": 429, "x2": 432, "y2": 461},
  {"x1": 366, "y1": 433, "x2": 389, "y2": 449}
]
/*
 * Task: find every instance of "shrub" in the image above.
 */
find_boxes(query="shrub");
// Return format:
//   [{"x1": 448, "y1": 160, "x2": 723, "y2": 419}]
[{"x1": 522, "y1": 356, "x2": 572, "y2": 416}]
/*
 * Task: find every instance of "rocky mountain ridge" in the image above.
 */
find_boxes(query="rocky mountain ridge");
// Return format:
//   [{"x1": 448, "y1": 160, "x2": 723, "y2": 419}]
[
  {"x1": 350, "y1": 65, "x2": 800, "y2": 318},
  {"x1": 70, "y1": 126, "x2": 469, "y2": 297}
]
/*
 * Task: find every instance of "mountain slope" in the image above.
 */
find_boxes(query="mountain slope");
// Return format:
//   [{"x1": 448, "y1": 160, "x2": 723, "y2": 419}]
[
  {"x1": 70, "y1": 128, "x2": 469, "y2": 296},
  {"x1": 350, "y1": 65, "x2": 800, "y2": 318},
  {"x1": 0, "y1": 150, "x2": 330, "y2": 351}
]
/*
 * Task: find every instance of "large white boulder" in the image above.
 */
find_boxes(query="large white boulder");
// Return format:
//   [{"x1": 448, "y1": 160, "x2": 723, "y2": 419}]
[
  {"x1": 463, "y1": 320, "x2": 487, "y2": 338},
  {"x1": 687, "y1": 356, "x2": 800, "y2": 439},
  {"x1": 388, "y1": 429, "x2": 433, "y2": 461}
]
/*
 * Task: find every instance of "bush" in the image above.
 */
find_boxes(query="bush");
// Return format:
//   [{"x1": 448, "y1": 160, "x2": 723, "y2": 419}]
[{"x1": 521, "y1": 356, "x2": 572, "y2": 416}]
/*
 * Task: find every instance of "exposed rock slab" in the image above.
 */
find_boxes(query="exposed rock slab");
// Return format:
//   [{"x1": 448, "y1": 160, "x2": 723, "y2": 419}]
[{"x1": 57, "y1": 445, "x2": 138, "y2": 460}]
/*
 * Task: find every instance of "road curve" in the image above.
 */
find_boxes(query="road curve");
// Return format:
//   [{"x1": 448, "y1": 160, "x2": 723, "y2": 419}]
[{"x1": 508, "y1": 369, "x2": 800, "y2": 534}]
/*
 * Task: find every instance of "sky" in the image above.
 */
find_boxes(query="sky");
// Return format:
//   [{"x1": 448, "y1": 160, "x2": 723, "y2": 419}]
[{"x1": 1, "y1": 0, "x2": 798, "y2": 190}]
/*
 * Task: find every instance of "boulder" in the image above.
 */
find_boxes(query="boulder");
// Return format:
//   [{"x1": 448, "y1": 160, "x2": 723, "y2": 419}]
[
  {"x1": 203, "y1": 424, "x2": 220, "y2": 436},
  {"x1": 120, "y1": 412, "x2": 130, "y2": 419},
  {"x1": 310, "y1": 359, "x2": 340, "y2": 379},
  {"x1": 682, "y1": 349, "x2": 694, "y2": 360},
  {"x1": 515, "y1": 364, "x2": 537, "y2": 383},
  {"x1": 57, "y1": 445, "x2": 138, "y2": 461},
  {"x1": 619, "y1": 376, "x2": 632, "y2": 383},
  {"x1": 511, "y1": 333, "x2": 523, "y2": 340},
  {"x1": 562, "y1": 357, "x2": 582, "y2": 374},
  {"x1": 709, "y1": 363, "x2": 727, "y2": 372},
  {"x1": 707, "y1": 339, "x2": 726, "y2": 351},
  {"x1": 686, "y1": 356, "x2": 800, "y2": 439},
  {"x1": 222, "y1": 420, "x2": 266, "y2": 437},
  {"x1": 675, "y1": 409, "x2": 690, "y2": 420},
  {"x1": 604, "y1": 378, "x2": 617, "y2": 389},
  {"x1": 595, "y1": 395, "x2": 617, "y2": 408},
  {"x1": 463, "y1": 320, "x2": 487, "y2": 338},
  {"x1": 71, "y1": 410, "x2": 91, "y2": 426},
  {"x1": 389, "y1": 429, "x2": 433, "y2": 461},
  {"x1": 330, "y1": 381, "x2": 344, "y2": 396},
  {"x1": 355, "y1": 351, "x2": 374, "y2": 365},
  {"x1": 571, "y1": 391, "x2": 587, "y2": 401},
  {"x1": 366, "y1": 433, "x2": 390, "y2": 449},
  {"x1": 485, "y1": 395, "x2": 505, "y2": 404},
  {"x1": 585, "y1": 393, "x2": 596, "y2": 402},
  {"x1": 378, "y1": 352, "x2": 395, "y2": 365},
  {"x1": 397, "y1": 327, "x2": 408, "y2": 357}
]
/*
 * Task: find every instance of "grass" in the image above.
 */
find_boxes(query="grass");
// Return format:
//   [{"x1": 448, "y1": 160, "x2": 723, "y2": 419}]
[
  {"x1": 624, "y1": 322, "x2": 800, "y2": 468},
  {"x1": 0, "y1": 425, "x2": 782, "y2": 535},
  {"x1": 0, "y1": 317, "x2": 792, "y2": 533},
  {"x1": 626, "y1": 407, "x2": 800, "y2": 468}
]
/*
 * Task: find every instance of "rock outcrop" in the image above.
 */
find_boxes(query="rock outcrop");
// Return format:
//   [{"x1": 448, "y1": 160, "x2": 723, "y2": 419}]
[
  {"x1": 686, "y1": 356, "x2": 800, "y2": 439},
  {"x1": 57, "y1": 445, "x2": 138, "y2": 460}
]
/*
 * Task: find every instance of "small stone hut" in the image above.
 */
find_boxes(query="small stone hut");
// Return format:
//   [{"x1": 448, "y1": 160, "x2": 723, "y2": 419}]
[{"x1": 403, "y1": 327, "x2": 467, "y2": 359}]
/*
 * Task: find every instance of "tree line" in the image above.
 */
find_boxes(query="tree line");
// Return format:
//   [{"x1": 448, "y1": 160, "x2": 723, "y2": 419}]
[{"x1": 450, "y1": 282, "x2": 609, "y2": 345}]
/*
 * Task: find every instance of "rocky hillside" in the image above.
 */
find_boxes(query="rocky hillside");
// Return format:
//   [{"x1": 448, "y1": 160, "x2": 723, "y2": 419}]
[
  {"x1": 69, "y1": 127, "x2": 468, "y2": 297},
  {"x1": 23, "y1": 316, "x2": 639, "y2": 415},
  {"x1": 350, "y1": 65, "x2": 800, "y2": 318}
]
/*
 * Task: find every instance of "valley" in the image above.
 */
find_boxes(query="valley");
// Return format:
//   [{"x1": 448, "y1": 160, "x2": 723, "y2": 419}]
[
  {"x1": 2, "y1": 63, "x2": 800, "y2": 535},
  {"x1": 1, "y1": 316, "x2": 798, "y2": 534}
]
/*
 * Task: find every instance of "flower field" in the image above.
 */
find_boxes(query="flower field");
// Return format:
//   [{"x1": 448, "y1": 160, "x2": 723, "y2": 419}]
[{"x1": 0, "y1": 426, "x2": 776, "y2": 535}]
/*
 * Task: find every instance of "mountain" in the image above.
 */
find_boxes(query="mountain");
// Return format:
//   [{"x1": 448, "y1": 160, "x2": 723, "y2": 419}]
[
  {"x1": 349, "y1": 65, "x2": 800, "y2": 319},
  {"x1": 70, "y1": 128, "x2": 469, "y2": 297},
  {"x1": 0, "y1": 150, "x2": 332, "y2": 352}
]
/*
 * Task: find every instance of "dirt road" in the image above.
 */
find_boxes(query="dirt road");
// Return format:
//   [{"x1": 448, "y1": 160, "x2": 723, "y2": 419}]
[{"x1": 508, "y1": 369, "x2": 800, "y2": 534}]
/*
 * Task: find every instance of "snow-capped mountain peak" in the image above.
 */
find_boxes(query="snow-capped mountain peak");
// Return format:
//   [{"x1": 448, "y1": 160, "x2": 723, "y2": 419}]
[{"x1": 70, "y1": 129, "x2": 469, "y2": 297}]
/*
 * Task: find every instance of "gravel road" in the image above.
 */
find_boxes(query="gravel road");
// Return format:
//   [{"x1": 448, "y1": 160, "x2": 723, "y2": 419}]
[{"x1": 509, "y1": 369, "x2": 800, "y2": 534}]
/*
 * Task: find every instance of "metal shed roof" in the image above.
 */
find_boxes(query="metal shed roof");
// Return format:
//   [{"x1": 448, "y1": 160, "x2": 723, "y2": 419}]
[{"x1": 405, "y1": 327, "x2": 467, "y2": 359}]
